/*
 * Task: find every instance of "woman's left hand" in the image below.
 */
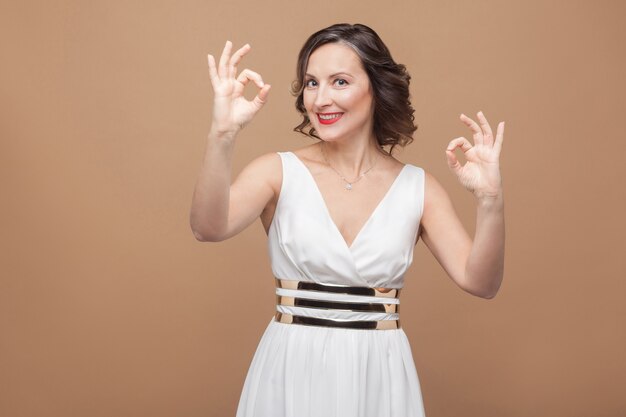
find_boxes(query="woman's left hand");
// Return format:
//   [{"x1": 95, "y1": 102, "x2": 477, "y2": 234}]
[{"x1": 445, "y1": 111, "x2": 505, "y2": 200}]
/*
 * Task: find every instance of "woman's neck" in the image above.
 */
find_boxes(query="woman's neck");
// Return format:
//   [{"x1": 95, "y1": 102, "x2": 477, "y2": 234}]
[{"x1": 319, "y1": 139, "x2": 386, "y2": 177}]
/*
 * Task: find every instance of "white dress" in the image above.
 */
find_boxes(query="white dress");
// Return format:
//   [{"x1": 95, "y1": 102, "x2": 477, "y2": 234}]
[{"x1": 235, "y1": 151, "x2": 427, "y2": 417}]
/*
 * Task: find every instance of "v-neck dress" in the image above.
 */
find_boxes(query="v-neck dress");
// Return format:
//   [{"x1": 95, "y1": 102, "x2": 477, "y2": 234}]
[{"x1": 235, "y1": 151, "x2": 427, "y2": 417}]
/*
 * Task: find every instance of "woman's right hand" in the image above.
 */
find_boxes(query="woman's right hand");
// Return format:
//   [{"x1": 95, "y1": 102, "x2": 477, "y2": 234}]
[{"x1": 207, "y1": 41, "x2": 271, "y2": 139}]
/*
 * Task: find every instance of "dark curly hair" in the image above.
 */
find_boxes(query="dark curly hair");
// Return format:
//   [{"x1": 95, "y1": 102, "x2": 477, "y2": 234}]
[{"x1": 291, "y1": 23, "x2": 417, "y2": 155}]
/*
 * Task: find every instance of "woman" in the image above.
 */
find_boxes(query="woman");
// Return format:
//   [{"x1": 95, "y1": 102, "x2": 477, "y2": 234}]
[{"x1": 190, "y1": 23, "x2": 505, "y2": 417}]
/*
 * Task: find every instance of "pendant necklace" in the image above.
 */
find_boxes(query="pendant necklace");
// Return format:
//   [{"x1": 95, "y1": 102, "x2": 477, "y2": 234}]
[{"x1": 320, "y1": 142, "x2": 379, "y2": 191}]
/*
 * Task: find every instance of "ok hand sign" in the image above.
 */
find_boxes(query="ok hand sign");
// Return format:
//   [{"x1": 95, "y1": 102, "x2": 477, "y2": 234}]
[
  {"x1": 207, "y1": 41, "x2": 271, "y2": 138},
  {"x1": 445, "y1": 111, "x2": 505, "y2": 200}
]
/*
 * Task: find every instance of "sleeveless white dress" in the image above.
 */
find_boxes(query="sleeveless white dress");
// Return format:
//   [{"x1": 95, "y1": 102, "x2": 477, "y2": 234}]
[{"x1": 235, "y1": 151, "x2": 427, "y2": 417}]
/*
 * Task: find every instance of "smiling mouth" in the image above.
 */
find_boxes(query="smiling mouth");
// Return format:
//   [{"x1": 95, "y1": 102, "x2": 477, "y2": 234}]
[{"x1": 317, "y1": 113, "x2": 343, "y2": 125}]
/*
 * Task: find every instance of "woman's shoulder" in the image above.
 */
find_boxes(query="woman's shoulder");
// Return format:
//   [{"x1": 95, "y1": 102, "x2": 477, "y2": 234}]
[
  {"x1": 401, "y1": 164, "x2": 440, "y2": 187},
  {"x1": 235, "y1": 151, "x2": 284, "y2": 199},
  {"x1": 290, "y1": 144, "x2": 322, "y2": 163},
  {"x1": 247, "y1": 146, "x2": 321, "y2": 196},
  {"x1": 247, "y1": 145, "x2": 315, "y2": 173}
]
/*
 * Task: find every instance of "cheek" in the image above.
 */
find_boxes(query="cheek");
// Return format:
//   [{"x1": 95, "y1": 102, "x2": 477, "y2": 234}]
[
  {"x1": 302, "y1": 91, "x2": 314, "y2": 111},
  {"x1": 343, "y1": 89, "x2": 373, "y2": 112}
]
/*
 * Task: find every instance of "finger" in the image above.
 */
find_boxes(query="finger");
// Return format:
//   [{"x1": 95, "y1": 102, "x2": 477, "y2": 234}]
[
  {"x1": 253, "y1": 84, "x2": 272, "y2": 108},
  {"x1": 229, "y1": 43, "x2": 251, "y2": 79},
  {"x1": 236, "y1": 68, "x2": 265, "y2": 89},
  {"x1": 218, "y1": 40, "x2": 233, "y2": 79},
  {"x1": 207, "y1": 54, "x2": 219, "y2": 88},
  {"x1": 493, "y1": 121, "x2": 505, "y2": 155},
  {"x1": 445, "y1": 148, "x2": 463, "y2": 175},
  {"x1": 460, "y1": 113, "x2": 483, "y2": 146},
  {"x1": 476, "y1": 111, "x2": 494, "y2": 147},
  {"x1": 447, "y1": 136, "x2": 473, "y2": 153}
]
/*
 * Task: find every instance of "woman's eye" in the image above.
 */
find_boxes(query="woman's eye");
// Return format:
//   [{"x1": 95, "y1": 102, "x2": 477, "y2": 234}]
[
  {"x1": 305, "y1": 79, "x2": 317, "y2": 88},
  {"x1": 335, "y1": 79, "x2": 348, "y2": 87}
]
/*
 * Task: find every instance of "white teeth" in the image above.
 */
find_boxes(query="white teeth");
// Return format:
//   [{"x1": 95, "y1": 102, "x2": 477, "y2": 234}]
[{"x1": 319, "y1": 113, "x2": 341, "y2": 120}]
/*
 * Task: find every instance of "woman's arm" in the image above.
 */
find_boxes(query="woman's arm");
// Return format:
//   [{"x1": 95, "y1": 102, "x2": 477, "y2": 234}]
[
  {"x1": 466, "y1": 194, "x2": 504, "y2": 298},
  {"x1": 190, "y1": 136, "x2": 280, "y2": 243},
  {"x1": 190, "y1": 133, "x2": 236, "y2": 242},
  {"x1": 419, "y1": 111, "x2": 505, "y2": 299},
  {"x1": 190, "y1": 41, "x2": 272, "y2": 242}
]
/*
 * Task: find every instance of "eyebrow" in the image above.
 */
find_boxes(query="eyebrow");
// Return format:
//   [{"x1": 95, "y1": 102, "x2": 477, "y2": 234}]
[{"x1": 305, "y1": 72, "x2": 353, "y2": 79}]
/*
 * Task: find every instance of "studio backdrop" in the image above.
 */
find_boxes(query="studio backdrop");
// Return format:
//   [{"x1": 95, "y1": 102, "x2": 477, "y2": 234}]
[{"x1": 1, "y1": 1, "x2": 624, "y2": 416}]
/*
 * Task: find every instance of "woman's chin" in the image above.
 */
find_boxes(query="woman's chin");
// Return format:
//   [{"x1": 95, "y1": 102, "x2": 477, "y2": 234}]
[
  {"x1": 314, "y1": 127, "x2": 342, "y2": 142},
  {"x1": 316, "y1": 133, "x2": 341, "y2": 143}
]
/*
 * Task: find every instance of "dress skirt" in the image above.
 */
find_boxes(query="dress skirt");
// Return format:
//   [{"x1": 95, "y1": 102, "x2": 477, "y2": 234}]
[{"x1": 235, "y1": 315, "x2": 426, "y2": 417}]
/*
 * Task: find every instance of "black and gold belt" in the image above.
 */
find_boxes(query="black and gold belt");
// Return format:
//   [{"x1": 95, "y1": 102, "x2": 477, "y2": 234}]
[{"x1": 274, "y1": 278, "x2": 401, "y2": 330}]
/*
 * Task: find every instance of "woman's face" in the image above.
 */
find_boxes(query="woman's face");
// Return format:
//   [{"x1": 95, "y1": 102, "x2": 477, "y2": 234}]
[{"x1": 303, "y1": 42, "x2": 375, "y2": 144}]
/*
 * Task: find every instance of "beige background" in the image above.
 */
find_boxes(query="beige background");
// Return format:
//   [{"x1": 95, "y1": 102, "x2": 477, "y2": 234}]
[{"x1": 1, "y1": 1, "x2": 625, "y2": 416}]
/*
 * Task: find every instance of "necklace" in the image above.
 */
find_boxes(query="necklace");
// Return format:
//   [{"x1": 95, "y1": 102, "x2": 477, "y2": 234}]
[{"x1": 320, "y1": 142, "x2": 379, "y2": 190}]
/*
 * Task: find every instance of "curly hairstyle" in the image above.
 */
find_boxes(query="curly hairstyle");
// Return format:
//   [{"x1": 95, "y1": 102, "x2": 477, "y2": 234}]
[{"x1": 291, "y1": 23, "x2": 417, "y2": 155}]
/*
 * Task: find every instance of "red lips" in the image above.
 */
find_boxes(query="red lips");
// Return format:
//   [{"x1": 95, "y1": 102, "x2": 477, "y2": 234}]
[{"x1": 317, "y1": 113, "x2": 343, "y2": 125}]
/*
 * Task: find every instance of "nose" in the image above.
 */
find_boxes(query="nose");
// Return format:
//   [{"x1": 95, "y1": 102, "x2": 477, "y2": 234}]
[{"x1": 313, "y1": 83, "x2": 332, "y2": 109}]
